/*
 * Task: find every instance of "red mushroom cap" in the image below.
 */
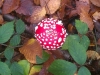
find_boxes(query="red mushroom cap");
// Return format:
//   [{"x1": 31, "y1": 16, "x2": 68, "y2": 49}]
[{"x1": 35, "y1": 18, "x2": 68, "y2": 50}]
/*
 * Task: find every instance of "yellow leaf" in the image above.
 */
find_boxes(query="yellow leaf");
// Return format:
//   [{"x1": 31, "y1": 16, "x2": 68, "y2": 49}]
[{"x1": 29, "y1": 65, "x2": 42, "y2": 75}]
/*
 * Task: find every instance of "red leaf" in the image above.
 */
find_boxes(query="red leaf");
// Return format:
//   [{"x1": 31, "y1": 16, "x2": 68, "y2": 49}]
[{"x1": 2, "y1": 0, "x2": 20, "y2": 14}]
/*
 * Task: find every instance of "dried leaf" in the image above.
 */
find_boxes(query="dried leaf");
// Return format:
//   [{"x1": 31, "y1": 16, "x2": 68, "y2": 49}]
[
  {"x1": 34, "y1": 0, "x2": 40, "y2": 5},
  {"x1": 76, "y1": 1, "x2": 90, "y2": 14},
  {"x1": 2, "y1": 0, "x2": 20, "y2": 14},
  {"x1": 93, "y1": 11, "x2": 100, "y2": 20},
  {"x1": 58, "y1": 0, "x2": 71, "y2": 19},
  {"x1": 93, "y1": 20, "x2": 100, "y2": 33},
  {"x1": 76, "y1": 1, "x2": 94, "y2": 30},
  {"x1": 26, "y1": 6, "x2": 46, "y2": 23},
  {"x1": 19, "y1": 38, "x2": 42, "y2": 64},
  {"x1": 79, "y1": 0, "x2": 90, "y2": 4},
  {"x1": 15, "y1": 0, "x2": 34, "y2": 15},
  {"x1": 0, "y1": 15, "x2": 4, "y2": 24},
  {"x1": 87, "y1": 50, "x2": 100, "y2": 60},
  {"x1": 97, "y1": 39, "x2": 100, "y2": 45},
  {"x1": 0, "y1": 0, "x2": 4, "y2": 8},
  {"x1": 90, "y1": 0, "x2": 100, "y2": 7},
  {"x1": 40, "y1": 0, "x2": 61, "y2": 14}
]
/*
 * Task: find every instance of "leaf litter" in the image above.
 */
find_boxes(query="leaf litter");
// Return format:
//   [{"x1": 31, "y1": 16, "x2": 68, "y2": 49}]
[{"x1": 0, "y1": 0, "x2": 100, "y2": 75}]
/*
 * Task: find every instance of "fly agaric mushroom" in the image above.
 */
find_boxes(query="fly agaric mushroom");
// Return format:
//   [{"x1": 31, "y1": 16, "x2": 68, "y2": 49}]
[{"x1": 35, "y1": 18, "x2": 68, "y2": 50}]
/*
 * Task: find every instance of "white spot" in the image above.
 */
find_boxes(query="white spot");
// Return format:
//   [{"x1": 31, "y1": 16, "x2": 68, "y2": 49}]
[
  {"x1": 38, "y1": 36, "x2": 41, "y2": 39},
  {"x1": 51, "y1": 46, "x2": 54, "y2": 48},
  {"x1": 53, "y1": 43, "x2": 56, "y2": 45},
  {"x1": 57, "y1": 46, "x2": 60, "y2": 48},
  {"x1": 56, "y1": 21, "x2": 63, "y2": 25},
  {"x1": 39, "y1": 41, "x2": 42, "y2": 44},
  {"x1": 46, "y1": 30, "x2": 49, "y2": 33},
  {"x1": 58, "y1": 37, "x2": 62, "y2": 43},
  {"x1": 62, "y1": 28, "x2": 65, "y2": 34},
  {"x1": 42, "y1": 39, "x2": 44, "y2": 41},
  {"x1": 50, "y1": 39, "x2": 52, "y2": 41},
  {"x1": 46, "y1": 34, "x2": 49, "y2": 37},
  {"x1": 54, "y1": 37, "x2": 57, "y2": 39},
  {"x1": 44, "y1": 24, "x2": 49, "y2": 29},
  {"x1": 40, "y1": 23, "x2": 43, "y2": 27},
  {"x1": 57, "y1": 44, "x2": 59, "y2": 46},
  {"x1": 54, "y1": 41, "x2": 57, "y2": 43},
  {"x1": 46, "y1": 46, "x2": 50, "y2": 49},
  {"x1": 50, "y1": 35, "x2": 53, "y2": 37},
  {"x1": 64, "y1": 33, "x2": 67, "y2": 37},
  {"x1": 63, "y1": 38, "x2": 66, "y2": 42},
  {"x1": 52, "y1": 49, "x2": 56, "y2": 50},
  {"x1": 44, "y1": 42, "x2": 47, "y2": 45},
  {"x1": 54, "y1": 46, "x2": 56, "y2": 49},
  {"x1": 49, "y1": 18, "x2": 53, "y2": 21},
  {"x1": 45, "y1": 38, "x2": 48, "y2": 41},
  {"x1": 61, "y1": 43, "x2": 64, "y2": 46},
  {"x1": 49, "y1": 42, "x2": 52, "y2": 44},
  {"x1": 35, "y1": 26, "x2": 38, "y2": 31},
  {"x1": 43, "y1": 33, "x2": 45, "y2": 35},
  {"x1": 51, "y1": 25, "x2": 56, "y2": 29},
  {"x1": 40, "y1": 33, "x2": 43, "y2": 37},
  {"x1": 60, "y1": 33, "x2": 63, "y2": 35}
]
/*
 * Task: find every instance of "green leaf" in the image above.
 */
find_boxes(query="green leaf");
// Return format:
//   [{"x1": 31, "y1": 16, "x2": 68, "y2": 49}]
[
  {"x1": 0, "y1": 21, "x2": 14, "y2": 43},
  {"x1": 5, "y1": 60, "x2": 11, "y2": 67},
  {"x1": 10, "y1": 62, "x2": 24, "y2": 75},
  {"x1": 78, "y1": 66, "x2": 91, "y2": 75},
  {"x1": 80, "y1": 35, "x2": 90, "y2": 51},
  {"x1": 4, "y1": 47, "x2": 14, "y2": 60},
  {"x1": 62, "y1": 35, "x2": 80, "y2": 50},
  {"x1": 48, "y1": 59, "x2": 77, "y2": 75},
  {"x1": 0, "y1": 62, "x2": 11, "y2": 75},
  {"x1": 36, "y1": 51, "x2": 50, "y2": 64},
  {"x1": 68, "y1": 38, "x2": 87, "y2": 65},
  {"x1": 18, "y1": 60, "x2": 30, "y2": 75},
  {"x1": 10, "y1": 35, "x2": 21, "y2": 46},
  {"x1": 75, "y1": 20, "x2": 88, "y2": 34},
  {"x1": 15, "y1": 19, "x2": 25, "y2": 34}
]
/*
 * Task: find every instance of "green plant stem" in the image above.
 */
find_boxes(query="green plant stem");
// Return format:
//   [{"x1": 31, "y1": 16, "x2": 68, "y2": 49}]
[
  {"x1": 0, "y1": 44, "x2": 22, "y2": 48},
  {"x1": 88, "y1": 30, "x2": 97, "y2": 64}
]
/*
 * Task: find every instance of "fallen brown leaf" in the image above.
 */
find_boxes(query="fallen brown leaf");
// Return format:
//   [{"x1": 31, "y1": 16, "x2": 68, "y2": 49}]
[
  {"x1": 76, "y1": 1, "x2": 94, "y2": 30},
  {"x1": 90, "y1": 0, "x2": 100, "y2": 7},
  {"x1": 40, "y1": 0, "x2": 61, "y2": 14},
  {"x1": 0, "y1": 0, "x2": 4, "y2": 8},
  {"x1": 97, "y1": 39, "x2": 100, "y2": 45},
  {"x1": 26, "y1": 6, "x2": 46, "y2": 23},
  {"x1": 93, "y1": 11, "x2": 100, "y2": 20},
  {"x1": 19, "y1": 38, "x2": 42, "y2": 64},
  {"x1": 58, "y1": 0, "x2": 72, "y2": 19},
  {"x1": 33, "y1": 0, "x2": 40, "y2": 5},
  {"x1": 87, "y1": 50, "x2": 100, "y2": 60},
  {"x1": 15, "y1": 0, "x2": 34, "y2": 15},
  {"x1": 0, "y1": 15, "x2": 4, "y2": 24},
  {"x1": 79, "y1": 0, "x2": 90, "y2": 4},
  {"x1": 2, "y1": 0, "x2": 20, "y2": 14}
]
